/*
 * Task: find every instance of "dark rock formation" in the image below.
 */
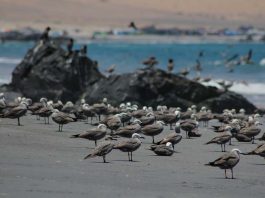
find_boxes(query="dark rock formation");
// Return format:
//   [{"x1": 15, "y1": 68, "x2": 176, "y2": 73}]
[
  {"x1": 1, "y1": 42, "x2": 257, "y2": 113},
  {"x1": 83, "y1": 68, "x2": 256, "y2": 113},
  {"x1": 8, "y1": 42, "x2": 103, "y2": 102}
]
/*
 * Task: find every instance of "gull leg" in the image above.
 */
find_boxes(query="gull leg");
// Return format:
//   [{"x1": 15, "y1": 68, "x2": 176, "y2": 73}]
[
  {"x1": 17, "y1": 117, "x2": 21, "y2": 126},
  {"x1": 95, "y1": 140, "x2": 97, "y2": 147},
  {"x1": 128, "y1": 152, "x2": 130, "y2": 161},
  {"x1": 231, "y1": 169, "x2": 234, "y2": 179},
  {"x1": 225, "y1": 169, "x2": 228, "y2": 179},
  {"x1": 103, "y1": 155, "x2": 106, "y2": 163}
]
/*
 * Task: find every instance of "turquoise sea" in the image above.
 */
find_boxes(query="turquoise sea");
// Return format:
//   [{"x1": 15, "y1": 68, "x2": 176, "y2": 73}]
[{"x1": 1, "y1": 41, "x2": 265, "y2": 107}]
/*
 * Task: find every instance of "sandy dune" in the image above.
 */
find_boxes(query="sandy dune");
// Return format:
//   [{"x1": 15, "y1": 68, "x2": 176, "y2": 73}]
[{"x1": 0, "y1": 0, "x2": 264, "y2": 30}]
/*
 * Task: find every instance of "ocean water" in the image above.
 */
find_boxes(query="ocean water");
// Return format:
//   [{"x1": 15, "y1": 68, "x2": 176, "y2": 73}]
[{"x1": 1, "y1": 41, "x2": 265, "y2": 107}]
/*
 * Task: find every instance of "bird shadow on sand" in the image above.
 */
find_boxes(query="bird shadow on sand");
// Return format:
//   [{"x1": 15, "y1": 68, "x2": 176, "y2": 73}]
[
  {"x1": 91, "y1": 161, "x2": 111, "y2": 164},
  {"x1": 209, "y1": 176, "x2": 238, "y2": 180},
  {"x1": 112, "y1": 159, "x2": 140, "y2": 163}
]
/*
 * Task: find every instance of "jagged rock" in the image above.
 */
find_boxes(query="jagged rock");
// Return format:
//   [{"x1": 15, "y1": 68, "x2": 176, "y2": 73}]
[
  {"x1": 83, "y1": 68, "x2": 256, "y2": 113},
  {"x1": 9, "y1": 42, "x2": 103, "y2": 101},
  {"x1": 199, "y1": 91, "x2": 256, "y2": 113}
]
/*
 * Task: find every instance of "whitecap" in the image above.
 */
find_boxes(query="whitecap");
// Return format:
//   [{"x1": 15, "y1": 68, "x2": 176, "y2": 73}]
[{"x1": 0, "y1": 57, "x2": 21, "y2": 64}]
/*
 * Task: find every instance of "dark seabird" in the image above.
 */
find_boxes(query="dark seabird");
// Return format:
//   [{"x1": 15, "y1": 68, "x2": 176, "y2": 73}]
[
  {"x1": 156, "y1": 122, "x2": 182, "y2": 150},
  {"x1": 205, "y1": 148, "x2": 242, "y2": 179},
  {"x1": 142, "y1": 121, "x2": 165, "y2": 143},
  {"x1": 71, "y1": 124, "x2": 107, "y2": 146},
  {"x1": 205, "y1": 127, "x2": 232, "y2": 152},
  {"x1": 113, "y1": 119, "x2": 142, "y2": 138},
  {"x1": 113, "y1": 133, "x2": 144, "y2": 161},
  {"x1": 238, "y1": 121, "x2": 262, "y2": 144},
  {"x1": 51, "y1": 109, "x2": 77, "y2": 132},
  {"x1": 244, "y1": 144, "x2": 265, "y2": 158},
  {"x1": 149, "y1": 142, "x2": 174, "y2": 156},
  {"x1": 84, "y1": 140, "x2": 115, "y2": 163},
  {"x1": 0, "y1": 102, "x2": 28, "y2": 126},
  {"x1": 40, "y1": 26, "x2": 51, "y2": 43},
  {"x1": 167, "y1": 59, "x2": 174, "y2": 73}
]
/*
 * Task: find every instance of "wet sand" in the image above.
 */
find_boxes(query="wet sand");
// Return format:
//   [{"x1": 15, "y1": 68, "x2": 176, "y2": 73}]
[{"x1": 0, "y1": 116, "x2": 264, "y2": 198}]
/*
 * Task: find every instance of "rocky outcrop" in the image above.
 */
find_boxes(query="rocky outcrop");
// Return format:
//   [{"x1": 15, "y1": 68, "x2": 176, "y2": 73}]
[
  {"x1": 9, "y1": 42, "x2": 103, "y2": 102},
  {"x1": 1, "y1": 42, "x2": 257, "y2": 113},
  {"x1": 83, "y1": 68, "x2": 256, "y2": 113}
]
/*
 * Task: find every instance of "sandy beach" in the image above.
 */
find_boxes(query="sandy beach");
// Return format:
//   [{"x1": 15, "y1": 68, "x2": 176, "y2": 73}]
[
  {"x1": 1, "y1": 0, "x2": 265, "y2": 32},
  {"x1": 0, "y1": 115, "x2": 264, "y2": 198}
]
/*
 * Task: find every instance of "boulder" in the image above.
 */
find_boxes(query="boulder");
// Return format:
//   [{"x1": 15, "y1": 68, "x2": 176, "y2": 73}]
[
  {"x1": 83, "y1": 68, "x2": 256, "y2": 113},
  {"x1": 9, "y1": 42, "x2": 103, "y2": 102}
]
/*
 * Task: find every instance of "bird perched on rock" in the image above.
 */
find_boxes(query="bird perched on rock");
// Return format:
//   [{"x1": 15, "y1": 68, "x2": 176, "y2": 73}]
[
  {"x1": 167, "y1": 59, "x2": 174, "y2": 73},
  {"x1": 205, "y1": 148, "x2": 242, "y2": 179},
  {"x1": 105, "y1": 64, "x2": 116, "y2": 74},
  {"x1": 142, "y1": 56, "x2": 158, "y2": 68},
  {"x1": 113, "y1": 133, "x2": 144, "y2": 161}
]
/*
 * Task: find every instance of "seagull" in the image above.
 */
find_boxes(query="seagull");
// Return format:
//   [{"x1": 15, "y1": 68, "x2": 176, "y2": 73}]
[
  {"x1": 142, "y1": 57, "x2": 158, "y2": 68},
  {"x1": 238, "y1": 121, "x2": 262, "y2": 144},
  {"x1": 113, "y1": 119, "x2": 142, "y2": 138},
  {"x1": 51, "y1": 109, "x2": 77, "y2": 132},
  {"x1": 113, "y1": 133, "x2": 144, "y2": 161},
  {"x1": 105, "y1": 64, "x2": 116, "y2": 74},
  {"x1": 205, "y1": 126, "x2": 232, "y2": 152},
  {"x1": 149, "y1": 142, "x2": 174, "y2": 156},
  {"x1": 180, "y1": 119, "x2": 199, "y2": 138},
  {"x1": 83, "y1": 140, "x2": 115, "y2": 163},
  {"x1": 142, "y1": 121, "x2": 165, "y2": 143},
  {"x1": 167, "y1": 59, "x2": 174, "y2": 73},
  {"x1": 205, "y1": 148, "x2": 242, "y2": 179},
  {"x1": 155, "y1": 122, "x2": 182, "y2": 150},
  {"x1": 156, "y1": 110, "x2": 181, "y2": 130},
  {"x1": 244, "y1": 144, "x2": 265, "y2": 158},
  {"x1": 139, "y1": 112, "x2": 155, "y2": 126},
  {"x1": 0, "y1": 101, "x2": 28, "y2": 126},
  {"x1": 71, "y1": 124, "x2": 107, "y2": 146}
]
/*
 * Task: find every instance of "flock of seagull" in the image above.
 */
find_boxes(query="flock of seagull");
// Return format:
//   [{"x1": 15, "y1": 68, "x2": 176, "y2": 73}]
[{"x1": 0, "y1": 93, "x2": 265, "y2": 179}]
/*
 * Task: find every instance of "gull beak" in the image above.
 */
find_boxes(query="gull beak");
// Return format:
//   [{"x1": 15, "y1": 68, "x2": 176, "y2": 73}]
[{"x1": 140, "y1": 136, "x2": 145, "y2": 139}]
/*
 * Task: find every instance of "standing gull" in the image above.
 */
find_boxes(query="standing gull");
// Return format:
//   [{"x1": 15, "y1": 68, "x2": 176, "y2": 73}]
[
  {"x1": 238, "y1": 121, "x2": 262, "y2": 144},
  {"x1": 83, "y1": 140, "x2": 115, "y2": 163},
  {"x1": 156, "y1": 122, "x2": 182, "y2": 150},
  {"x1": 0, "y1": 102, "x2": 28, "y2": 126},
  {"x1": 113, "y1": 133, "x2": 144, "y2": 161},
  {"x1": 71, "y1": 124, "x2": 107, "y2": 146},
  {"x1": 205, "y1": 126, "x2": 232, "y2": 152},
  {"x1": 51, "y1": 109, "x2": 77, "y2": 132},
  {"x1": 142, "y1": 121, "x2": 165, "y2": 143},
  {"x1": 205, "y1": 148, "x2": 242, "y2": 179}
]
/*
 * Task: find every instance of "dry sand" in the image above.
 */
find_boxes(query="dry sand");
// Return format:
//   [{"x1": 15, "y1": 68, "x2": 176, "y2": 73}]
[
  {"x1": 0, "y1": 115, "x2": 265, "y2": 197},
  {"x1": 0, "y1": 0, "x2": 265, "y2": 32}
]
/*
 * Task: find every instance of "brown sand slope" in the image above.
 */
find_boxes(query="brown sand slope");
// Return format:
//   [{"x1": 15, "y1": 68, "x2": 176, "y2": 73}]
[{"x1": 0, "y1": 0, "x2": 265, "y2": 29}]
